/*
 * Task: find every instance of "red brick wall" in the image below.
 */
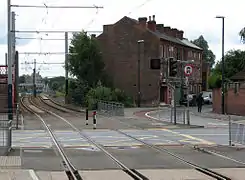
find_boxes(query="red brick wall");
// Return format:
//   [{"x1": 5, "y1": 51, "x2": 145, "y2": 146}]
[{"x1": 213, "y1": 87, "x2": 245, "y2": 116}]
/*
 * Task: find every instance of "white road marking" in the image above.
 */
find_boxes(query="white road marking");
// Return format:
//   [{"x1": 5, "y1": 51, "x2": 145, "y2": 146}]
[{"x1": 29, "y1": 169, "x2": 40, "y2": 180}]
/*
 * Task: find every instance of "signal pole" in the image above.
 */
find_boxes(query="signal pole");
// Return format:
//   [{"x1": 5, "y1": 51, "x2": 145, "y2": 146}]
[
  {"x1": 65, "y1": 32, "x2": 69, "y2": 104},
  {"x1": 33, "y1": 59, "x2": 37, "y2": 97}
]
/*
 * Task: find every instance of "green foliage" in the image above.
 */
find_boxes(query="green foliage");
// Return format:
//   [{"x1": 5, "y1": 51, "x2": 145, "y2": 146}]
[
  {"x1": 51, "y1": 81, "x2": 59, "y2": 91},
  {"x1": 214, "y1": 49, "x2": 245, "y2": 79},
  {"x1": 85, "y1": 86, "x2": 134, "y2": 110},
  {"x1": 68, "y1": 79, "x2": 89, "y2": 105},
  {"x1": 19, "y1": 75, "x2": 25, "y2": 84},
  {"x1": 208, "y1": 72, "x2": 222, "y2": 89},
  {"x1": 239, "y1": 27, "x2": 245, "y2": 43},
  {"x1": 68, "y1": 31, "x2": 108, "y2": 88},
  {"x1": 191, "y1": 35, "x2": 216, "y2": 67}
]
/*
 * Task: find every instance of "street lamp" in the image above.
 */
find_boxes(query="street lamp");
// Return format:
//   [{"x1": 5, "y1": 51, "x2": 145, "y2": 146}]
[
  {"x1": 137, "y1": 40, "x2": 144, "y2": 107},
  {"x1": 216, "y1": 16, "x2": 225, "y2": 114}
]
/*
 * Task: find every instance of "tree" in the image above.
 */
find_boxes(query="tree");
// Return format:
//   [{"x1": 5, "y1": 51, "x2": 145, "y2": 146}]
[
  {"x1": 68, "y1": 31, "x2": 107, "y2": 88},
  {"x1": 191, "y1": 35, "x2": 216, "y2": 67},
  {"x1": 239, "y1": 27, "x2": 245, "y2": 43},
  {"x1": 214, "y1": 49, "x2": 245, "y2": 79},
  {"x1": 51, "y1": 81, "x2": 59, "y2": 91},
  {"x1": 19, "y1": 75, "x2": 25, "y2": 84}
]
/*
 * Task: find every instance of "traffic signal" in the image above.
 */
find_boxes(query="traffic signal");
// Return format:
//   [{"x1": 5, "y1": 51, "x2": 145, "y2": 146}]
[
  {"x1": 150, "y1": 58, "x2": 160, "y2": 69},
  {"x1": 169, "y1": 57, "x2": 178, "y2": 77}
]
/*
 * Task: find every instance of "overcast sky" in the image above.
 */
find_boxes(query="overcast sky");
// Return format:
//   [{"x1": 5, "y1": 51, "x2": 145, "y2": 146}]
[{"x1": 0, "y1": 0, "x2": 245, "y2": 77}]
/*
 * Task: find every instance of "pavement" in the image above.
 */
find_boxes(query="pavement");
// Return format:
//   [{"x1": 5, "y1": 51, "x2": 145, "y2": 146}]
[{"x1": 1, "y1": 168, "x2": 245, "y2": 180}]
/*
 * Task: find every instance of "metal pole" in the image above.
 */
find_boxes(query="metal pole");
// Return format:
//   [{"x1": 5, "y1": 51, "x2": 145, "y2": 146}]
[
  {"x1": 186, "y1": 77, "x2": 190, "y2": 125},
  {"x1": 15, "y1": 51, "x2": 19, "y2": 129},
  {"x1": 173, "y1": 86, "x2": 177, "y2": 125},
  {"x1": 33, "y1": 59, "x2": 36, "y2": 97},
  {"x1": 137, "y1": 42, "x2": 141, "y2": 107},
  {"x1": 221, "y1": 17, "x2": 225, "y2": 114},
  {"x1": 11, "y1": 12, "x2": 15, "y2": 65},
  {"x1": 228, "y1": 115, "x2": 232, "y2": 146},
  {"x1": 7, "y1": 0, "x2": 13, "y2": 121},
  {"x1": 65, "y1": 32, "x2": 69, "y2": 104},
  {"x1": 5, "y1": 53, "x2": 7, "y2": 66}
]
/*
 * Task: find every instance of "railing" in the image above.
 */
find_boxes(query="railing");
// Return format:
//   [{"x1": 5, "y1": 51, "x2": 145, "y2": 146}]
[
  {"x1": 231, "y1": 121, "x2": 245, "y2": 145},
  {"x1": 0, "y1": 117, "x2": 12, "y2": 155},
  {"x1": 97, "y1": 100, "x2": 124, "y2": 116}
]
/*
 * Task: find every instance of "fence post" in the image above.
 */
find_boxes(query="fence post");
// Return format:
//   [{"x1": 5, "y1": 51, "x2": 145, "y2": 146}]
[
  {"x1": 228, "y1": 115, "x2": 232, "y2": 146},
  {"x1": 16, "y1": 104, "x2": 19, "y2": 129},
  {"x1": 93, "y1": 111, "x2": 97, "y2": 129},
  {"x1": 183, "y1": 107, "x2": 185, "y2": 125},
  {"x1": 85, "y1": 109, "x2": 88, "y2": 125}
]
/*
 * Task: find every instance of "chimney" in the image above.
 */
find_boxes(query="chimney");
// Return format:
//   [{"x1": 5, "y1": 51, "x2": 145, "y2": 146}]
[
  {"x1": 138, "y1": 17, "x2": 147, "y2": 28},
  {"x1": 147, "y1": 15, "x2": 156, "y2": 32},
  {"x1": 156, "y1": 24, "x2": 164, "y2": 33},
  {"x1": 163, "y1": 26, "x2": 171, "y2": 35},
  {"x1": 91, "y1": 34, "x2": 96, "y2": 38},
  {"x1": 176, "y1": 30, "x2": 184, "y2": 39},
  {"x1": 171, "y1": 28, "x2": 179, "y2": 37}
]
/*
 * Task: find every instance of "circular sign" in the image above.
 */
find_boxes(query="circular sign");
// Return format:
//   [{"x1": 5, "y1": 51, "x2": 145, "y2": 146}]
[{"x1": 184, "y1": 64, "x2": 193, "y2": 76}]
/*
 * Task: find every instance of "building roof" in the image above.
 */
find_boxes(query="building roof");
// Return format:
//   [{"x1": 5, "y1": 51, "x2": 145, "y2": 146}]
[
  {"x1": 230, "y1": 69, "x2": 245, "y2": 81},
  {"x1": 126, "y1": 16, "x2": 202, "y2": 50}
]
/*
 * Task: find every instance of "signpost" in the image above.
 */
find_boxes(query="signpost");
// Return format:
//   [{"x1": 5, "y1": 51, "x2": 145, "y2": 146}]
[{"x1": 184, "y1": 64, "x2": 193, "y2": 125}]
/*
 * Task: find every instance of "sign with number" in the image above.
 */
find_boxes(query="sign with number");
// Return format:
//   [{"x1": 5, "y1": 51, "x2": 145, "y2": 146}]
[{"x1": 184, "y1": 64, "x2": 193, "y2": 76}]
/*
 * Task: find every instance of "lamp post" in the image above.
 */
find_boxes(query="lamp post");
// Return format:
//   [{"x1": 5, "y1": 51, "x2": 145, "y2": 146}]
[
  {"x1": 216, "y1": 16, "x2": 225, "y2": 114},
  {"x1": 137, "y1": 40, "x2": 144, "y2": 107}
]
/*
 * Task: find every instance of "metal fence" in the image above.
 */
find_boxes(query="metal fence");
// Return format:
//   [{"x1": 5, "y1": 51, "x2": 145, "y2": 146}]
[
  {"x1": 167, "y1": 106, "x2": 190, "y2": 125},
  {"x1": 0, "y1": 117, "x2": 12, "y2": 155},
  {"x1": 230, "y1": 122, "x2": 245, "y2": 145},
  {"x1": 97, "y1": 100, "x2": 124, "y2": 116}
]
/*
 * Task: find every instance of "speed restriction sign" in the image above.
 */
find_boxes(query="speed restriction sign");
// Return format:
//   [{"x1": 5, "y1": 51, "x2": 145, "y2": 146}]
[{"x1": 184, "y1": 64, "x2": 193, "y2": 76}]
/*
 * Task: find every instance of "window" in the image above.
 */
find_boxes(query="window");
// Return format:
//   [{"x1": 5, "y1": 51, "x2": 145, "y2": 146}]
[
  {"x1": 176, "y1": 48, "x2": 181, "y2": 60},
  {"x1": 159, "y1": 45, "x2": 163, "y2": 58},
  {"x1": 188, "y1": 51, "x2": 192, "y2": 58},
  {"x1": 193, "y1": 52, "x2": 196, "y2": 58}
]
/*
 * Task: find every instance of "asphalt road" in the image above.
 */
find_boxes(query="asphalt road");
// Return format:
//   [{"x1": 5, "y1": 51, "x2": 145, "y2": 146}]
[{"x1": 145, "y1": 105, "x2": 234, "y2": 145}]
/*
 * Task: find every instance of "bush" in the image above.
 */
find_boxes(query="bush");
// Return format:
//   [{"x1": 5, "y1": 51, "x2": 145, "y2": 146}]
[
  {"x1": 208, "y1": 73, "x2": 222, "y2": 89},
  {"x1": 85, "y1": 85, "x2": 134, "y2": 109}
]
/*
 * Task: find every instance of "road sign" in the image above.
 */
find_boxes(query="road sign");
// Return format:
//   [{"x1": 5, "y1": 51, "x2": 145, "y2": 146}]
[{"x1": 184, "y1": 64, "x2": 193, "y2": 76}]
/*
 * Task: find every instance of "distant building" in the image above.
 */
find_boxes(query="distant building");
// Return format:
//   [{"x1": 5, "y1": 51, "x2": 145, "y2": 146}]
[{"x1": 97, "y1": 15, "x2": 205, "y2": 105}]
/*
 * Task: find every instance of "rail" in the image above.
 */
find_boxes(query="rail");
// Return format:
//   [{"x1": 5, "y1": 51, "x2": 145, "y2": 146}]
[
  {"x1": 29, "y1": 96, "x2": 149, "y2": 180},
  {"x1": 20, "y1": 96, "x2": 82, "y2": 180},
  {"x1": 32, "y1": 95, "x2": 240, "y2": 179}
]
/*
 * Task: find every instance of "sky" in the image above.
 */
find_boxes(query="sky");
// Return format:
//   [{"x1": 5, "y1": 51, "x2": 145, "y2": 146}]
[{"x1": 0, "y1": 0, "x2": 245, "y2": 77}]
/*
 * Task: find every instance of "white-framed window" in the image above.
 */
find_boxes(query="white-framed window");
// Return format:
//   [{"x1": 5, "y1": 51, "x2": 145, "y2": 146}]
[
  {"x1": 193, "y1": 52, "x2": 196, "y2": 58},
  {"x1": 159, "y1": 45, "x2": 163, "y2": 58}
]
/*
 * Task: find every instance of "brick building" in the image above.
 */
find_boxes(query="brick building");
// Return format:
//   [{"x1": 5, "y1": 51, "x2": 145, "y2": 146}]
[{"x1": 97, "y1": 15, "x2": 203, "y2": 105}]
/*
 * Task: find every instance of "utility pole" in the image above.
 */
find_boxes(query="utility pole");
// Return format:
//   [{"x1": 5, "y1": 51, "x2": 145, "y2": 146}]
[
  {"x1": 5, "y1": 53, "x2": 7, "y2": 66},
  {"x1": 216, "y1": 16, "x2": 225, "y2": 114},
  {"x1": 33, "y1": 59, "x2": 36, "y2": 97},
  {"x1": 65, "y1": 32, "x2": 69, "y2": 104},
  {"x1": 137, "y1": 40, "x2": 144, "y2": 107},
  {"x1": 15, "y1": 51, "x2": 19, "y2": 107},
  {"x1": 7, "y1": 0, "x2": 13, "y2": 121}
]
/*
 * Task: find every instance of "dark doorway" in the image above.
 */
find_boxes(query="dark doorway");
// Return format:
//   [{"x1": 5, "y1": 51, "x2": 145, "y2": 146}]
[{"x1": 160, "y1": 86, "x2": 166, "y2": 103}]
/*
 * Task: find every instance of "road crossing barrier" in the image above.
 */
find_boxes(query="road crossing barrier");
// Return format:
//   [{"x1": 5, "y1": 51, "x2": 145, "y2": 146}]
[
  {"x1": 230, "y1": 121, "x2": 245, "y2": 146},
  {"x1": 97, "y1": 100, "x2": 124, "y2": 116},
  {"x1": 93, "y1": 111, "x2": 97, "y2": 129},
  {"x1": 85, "y1": 109, "x2": 88, "y2": 125}
]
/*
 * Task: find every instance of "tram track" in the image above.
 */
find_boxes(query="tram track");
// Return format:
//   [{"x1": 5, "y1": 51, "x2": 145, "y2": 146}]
[
  {"x1": 21, "y1": 96, "x2": 150, "y2": 180},
  {"x1": 34, "y1": 95, "x2": 239, "y2": 180},
  {"x1": 20, "y1": 95, "x2": 83, "y2": 180}
]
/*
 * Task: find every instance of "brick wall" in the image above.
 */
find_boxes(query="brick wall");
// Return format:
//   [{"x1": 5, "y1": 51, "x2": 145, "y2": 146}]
[{"x1": 213, "y1": 85, "x2": 245, "y2": 116}]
